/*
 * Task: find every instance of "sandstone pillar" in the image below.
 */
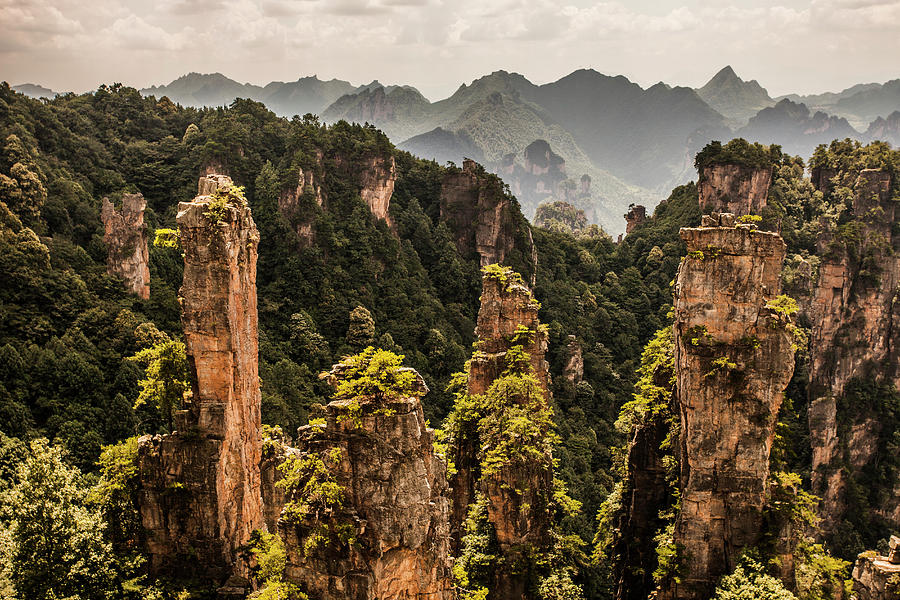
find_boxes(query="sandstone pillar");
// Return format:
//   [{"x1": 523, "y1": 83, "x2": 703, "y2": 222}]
[
  {"x1": 137, "y1": 175, "x2": 263, "y2": 588},
  {"x1": 101, "y1": 193, "x2": 150, "y2": 299},
  {"x1": 665, "y1": 213, "x2": 794, "y2": 599},
  {"x1": 698, "y1": 164, "x2": 773, "y2": 215}
]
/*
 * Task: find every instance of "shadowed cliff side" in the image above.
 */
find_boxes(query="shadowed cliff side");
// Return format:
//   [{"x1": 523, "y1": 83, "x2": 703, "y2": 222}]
[{"x1": 101, "y1": 193, "x2": 150, "y2": 299}]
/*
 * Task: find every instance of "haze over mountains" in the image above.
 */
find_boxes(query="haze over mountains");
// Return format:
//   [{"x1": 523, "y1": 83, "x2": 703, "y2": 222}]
[{"x1": 14, "y1": 65, "x2": 900, "y2": 234}]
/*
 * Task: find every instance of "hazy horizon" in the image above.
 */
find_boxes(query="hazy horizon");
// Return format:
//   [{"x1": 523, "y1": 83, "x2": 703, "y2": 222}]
[{"x1": 3, "y1": 0, "x2": 900, "y2": 101}]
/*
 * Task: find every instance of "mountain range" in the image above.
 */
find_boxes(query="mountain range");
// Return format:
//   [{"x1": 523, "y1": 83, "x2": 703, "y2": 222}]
[{"x1": 14, "y1": 66, "x2": 900, "y2": 233}]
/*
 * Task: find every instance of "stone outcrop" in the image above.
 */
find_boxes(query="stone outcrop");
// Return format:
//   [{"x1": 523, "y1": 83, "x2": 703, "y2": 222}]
[
  {"x1": 807, "y1": 168, "x2": 900, "y2": 531},
  {"x1": 279, "y1": 368, "x2": 453, "y2": 600},
  {"x1": 665, "y1": 213, "x2": 794, "y2": 599},
  {"x1": 279, "y1": 157, "x2": 325, "y2": 247},
  {"x1": 440, "y1": 159, "x2": 536, "y2": 280},
  {"x1": 625, "y1": 204, "x2": 647, "y2": 234},
  {"x1": 562, "y1": 335, "x2": 584, "y2": 385},
  {"x1": 698, "y1": 163, "x2": 773, "y2": 215},
  {"x1": 137, "y1": 175, "x2": 263, "y2": 589},
  {"x1": 101, "y1": 193, "x2": 150, "y2": 299},
  {"x1": 449, "y1": 267, "x2": 554, "y2": 600},
  {"x1": 335, "y1": 153, "x2": 397, "y2": 227},
  {"x1": 852, "y1": 536, "x2": 900, "y2": 600}
]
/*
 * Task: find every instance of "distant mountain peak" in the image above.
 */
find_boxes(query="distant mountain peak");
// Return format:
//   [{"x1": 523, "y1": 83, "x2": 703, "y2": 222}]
[{"x1": 697, "y1": 66, "x2": 775, "y2": 125}]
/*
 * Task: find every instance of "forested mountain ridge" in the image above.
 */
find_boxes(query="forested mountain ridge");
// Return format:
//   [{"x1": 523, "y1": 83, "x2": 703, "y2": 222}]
[{"x1": 0, "y1": 81, "x2": 899, "y2": 600}]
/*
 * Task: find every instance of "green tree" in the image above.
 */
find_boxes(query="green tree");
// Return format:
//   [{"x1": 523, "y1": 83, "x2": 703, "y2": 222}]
[
  {"x1": 128, "y1": 335, "x2": 190, "y2": 430},
  {"x1": 2, "y1": 440, "x2": 121, "y2": 600},
  {"x1": 713, "y1": 554, "x2": 797, "y2": 600}
]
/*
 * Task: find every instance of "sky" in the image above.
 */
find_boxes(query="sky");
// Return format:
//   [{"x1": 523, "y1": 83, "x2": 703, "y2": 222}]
[{"x1": 2, "y1": 0, "x2": 900, "y2": 100}]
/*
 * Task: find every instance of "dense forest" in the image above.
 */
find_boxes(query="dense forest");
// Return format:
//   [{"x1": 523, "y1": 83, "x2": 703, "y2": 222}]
[{"x1": 0, "y1": 82, "x2": 898, "y2": 600}]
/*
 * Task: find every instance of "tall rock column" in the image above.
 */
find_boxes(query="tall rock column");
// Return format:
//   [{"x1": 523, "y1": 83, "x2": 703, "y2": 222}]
[
  {"x1": 665, "y1": 213, "x2": 794, "y2": 599},
  {"x1": 807, "y1": 168, "x2": 900, "y2": 532},
  {"x1": 101, "y1": 193, "x2": 150, "y2": 299},
  {"x1": 137, "y1": 175, "x2": 263, "y2": 588},
  {"x1": 449, "y1": 266, "x2": 556, "y2": 600}
]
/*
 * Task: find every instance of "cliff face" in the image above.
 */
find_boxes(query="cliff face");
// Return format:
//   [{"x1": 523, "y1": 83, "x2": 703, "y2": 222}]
[
  {"x1": 279, "y1": 371, "x2": 453, "y2": 600},
  {"x1": 449, "y1": 268, "x2": 554, "y2": 600},
  {"x1": 279, "y1": 156, "x2": 325, "y2": 247},
  {"x1": 356, "y1": 155, "x2": 396, "y2": 226},
  {"x1": 807, "y1": 168, "x2": 900, "y2": 531},
  {"x1": 562, "y1": 335, "x2": 583, "y2": 385},
  {"x1": 440, "y1": 159, "x2": 535, "y2": 279},
  {"x1": 698, "y1": 164, "x2": 773, "y2": 215},
  {"x1": 852, "y1": 536, "x2": 900, "y2": 600},
  {"x1": 137, "y1": 175, "x2": 263, "y2": 588},
  {"x1": 665, "y1": 213, "x2": 794, "y2": 599},
  {"x1": 101, "y1": 193, "x2": 150, "y2": 299},
  {"x1": 625, "y1": 204, "x2": 647, "y2": 234}
]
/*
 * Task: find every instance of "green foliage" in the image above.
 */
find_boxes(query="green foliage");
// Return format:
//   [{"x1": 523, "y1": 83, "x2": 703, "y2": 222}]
[
  {"x1": 695, "y1": 138, "x2": 783, "y2": 173},
  {"x1": 713, "y1": 552, "x2": 797, "y2": 600},
  {"x1": 128, "y1": 335, "x2": 190, "y2": 429},
  {"x1": 326, "y1": 346, "x2": 424, "y2": 405},
  {"x1": 249, "y1": 531, "x2": 307, "y2": 600},
  {"x1": 203, "y1": 185, "x2": 247, "y2": 224},
  {"x1": 452, "y1": 494, "x2": 497, "y2": 596},
  {"x1": 345, "y1": 305, "x2": 375, "y2": 349},
  {"x1": 0, "y1": 440, "x2": 134, "y2": 600},
  {"x1": 766, "y1": 295, "x2": 799, "y2": 319},
  {"x1": 705, "y1": 356, "x2": 738, "y2": 378},
  {"x1": 153, "y1": 228, "x2": 180, "y2": 248}
]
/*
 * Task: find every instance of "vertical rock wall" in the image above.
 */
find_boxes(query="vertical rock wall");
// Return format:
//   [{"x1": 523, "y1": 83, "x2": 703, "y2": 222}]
[
  {"x1": 625, "y1": 204, "x2": 647, "y2": 234},
  {"x1": 665, "y1": 214, "x2": 794, "y2": 599},
  {"x1": 101, "y1": 193, "x2": 150, "y2": 299},
  {"x1": 137, "y1": 175, "x2": 263, "y2": 588},
  {"x1": 450, "y1": 267, "x2": 554, "y2": 600},
  {"x1": 440, "y1": 159, "x2": 535, "y2": 278},
  {"x1": 698, "y1": 164, "x2": 773, "y2": 215},
  {"x1": 279, "y1": 371, "x2": 453, "y2": 600},
  {"x1": 807, "y1": 168, "x2": 900, "y2": 531}
]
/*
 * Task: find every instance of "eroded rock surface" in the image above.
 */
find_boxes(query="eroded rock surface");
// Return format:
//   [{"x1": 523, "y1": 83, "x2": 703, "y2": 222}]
[
  {"x1": 279, "y1": 372, "x2": 453, "y2": 600},
  {"x1": 440, "y1": 159, "x2": 535, "y2": 276},
  {"x1": 852, "y1": 536, "x2": 900, "y2": 600},
  {"x1": 562, "y1": 335, "x2": 584, "y2": 385},
  {"x1": 698, "y1": 163, "x2": 773, "y2": 215},
  {"x1": 625, "y1": 204, "x2": 647, "y2": 234},
  {"x1": 137, "y1": 175, "x2": 263, "y2": 587},
  {"x1": 807, "y1": 168, "x2": 900, "y2": 531},
  {"x1": 664, "y1": 213, "x2": 794, "y2": 599},
  {"x1": 101, "y1": 193, "x2": 150, "y2": 299}
]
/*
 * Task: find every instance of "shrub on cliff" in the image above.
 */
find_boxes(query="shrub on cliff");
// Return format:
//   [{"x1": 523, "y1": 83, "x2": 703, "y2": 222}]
[{"x1": 695, "y1": 138, "x2": 783, "y2": 173}]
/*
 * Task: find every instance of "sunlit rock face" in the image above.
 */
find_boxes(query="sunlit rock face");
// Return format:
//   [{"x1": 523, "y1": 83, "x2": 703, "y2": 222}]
[
  {"x1": 664, "y1": 213, "x2": 794, "y2": 600},
  {"x1": 698, "y1": 163, "x2": 773, "y2": 215},
  {"x1": 278, "y1": 371, "x2": 453, "y2": 600},
  {"x1": 137, "y1": 175, "x2": 263, "y2": 589},
  {"x1": 101, "y1": 193, "x2": 150, "y2": 299}
]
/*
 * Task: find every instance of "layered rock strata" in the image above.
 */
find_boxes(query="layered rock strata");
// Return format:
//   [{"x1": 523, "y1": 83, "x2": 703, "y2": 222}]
[
  {"x1": 625, "y1": 204, "x2": 647, "y2": 234},
  {"x1": 440, "y1": 159, "x2": 536, "y2": 279},
  {"x1": 807, "y1": 168, "x2": 900, "y2": 531},
  {"x1": 101, "y1": 193, "x2": 150, "y2": 299},
  {"x1": 137, "y1": 175, "x2": 263, "y2": 587},
  {"x1": 698, "y1": 163, "x2": 773, "y2": 215},
  {"x1": 665, "y1": 213, "x2": 794, "y2": 599},
  {"x1": 852, "y1": 536, "x2": 900, "y2": 600},
  {"x1": 450, "y1": 267, "x2": 553, "y2": 600},
  {"x1": 279, "y1": 369, "x2": 453, "y2": 600}
]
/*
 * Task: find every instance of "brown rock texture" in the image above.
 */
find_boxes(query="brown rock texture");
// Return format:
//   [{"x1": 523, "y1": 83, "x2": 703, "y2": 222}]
[
  {"x1": 625, "y1": 204, "x2": 647, "y2": 234},
  {"x1": 807, "y1": 168, "x2": 900, "y2": 531},
  {"x1": 357, "y1": 155, "x2": 396, "y2": 226},
  {"x1": 101, "y1": 193, "x2": 150, "y2": 299},
  {"x1": 440, "y1": 159, "x2": 534, "y2": 274},
  {"x1": 852, "y1": 537, "x2": 900, "y2": 600},
  {"x1": 279, "y1": 374, "x2": 453, "y2": 600},
  {"x1": 279, "y1": 159, "x2": 325, "y2": 247},
  {"x1": 137, "y1": 175, "x2": 263, "y2": 587},
  {"x1": 562, "y1": 335, "x2": 584, "y2": 385},
  {"x1": 664, "y1": 214, "x2": 794, "y2": 600},
  {"x1": 449, "y1": 268, "x2": 554, "y2": 600},
  {"x1": 698, "y1": 163, "x2": 773, "y2": 215}
]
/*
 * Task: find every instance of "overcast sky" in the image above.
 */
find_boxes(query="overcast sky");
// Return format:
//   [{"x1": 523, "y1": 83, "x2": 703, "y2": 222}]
[{"x1": 2, "y1": 0, "x2": 899, "y2": 100}]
